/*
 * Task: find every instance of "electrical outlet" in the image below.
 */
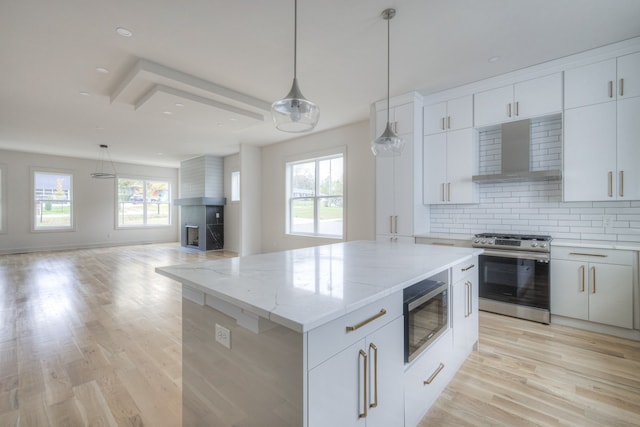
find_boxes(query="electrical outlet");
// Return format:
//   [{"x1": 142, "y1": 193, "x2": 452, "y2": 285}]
[
  {"x1": 603, "y1": 215, "x2": 614, "y2": 228},
  {"x1": 215, "y1": 324, "x2": 231, "y2": 349}
]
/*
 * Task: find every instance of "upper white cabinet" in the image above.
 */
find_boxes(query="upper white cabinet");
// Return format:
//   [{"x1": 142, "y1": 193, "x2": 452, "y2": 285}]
[
  {"x1": 564, "y1": 51, "x2": 640, "y2": 201},
  {"x1": 374, "y1": 93, "x2": 428, "y2": 241},
  {"x1": 423, "y1": 129, "x2": 477, "y2": 204},
  {"x1": 565, "y1": 52, "x2": 640, "y2": 109},
  {"x1": 423, "y1": 95, "x2": 473, "y2": 135},
  {"x1": 473, "y1": 73, "x2": 562, "y2": 127}
]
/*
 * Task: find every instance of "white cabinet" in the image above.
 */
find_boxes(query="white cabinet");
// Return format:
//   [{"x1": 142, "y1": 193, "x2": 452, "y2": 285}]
[
  {"x1": 374, "y1": 93, "x2": 428, "y2": 241},
  {"x1": 564, "y1": 52, "x2": 640, "y2": 201},
  {"x1": 423, "y1": 128, "x2": 477, "y2": 204},
  {"x1": 474, "y1": 73, "x2": 562, "y2": 127},
  {"x1": 564, "y1": 52, "x2": 640, "y2": 109},
  {"x1": 423, "y1": 95, "x2": 473, "y2": 135},
  {"x1": 308, "y1": 316, "x2": 404, "y2": 427},
  {"x1": 551, "y1": 247, "x2": 634, "y2": 329},
  {"x1": 404, "y1": 330, "x2": 453, "y2": 427},
  {"x1": 451, "y1": 257, "x2": 478, "y2": 360}
]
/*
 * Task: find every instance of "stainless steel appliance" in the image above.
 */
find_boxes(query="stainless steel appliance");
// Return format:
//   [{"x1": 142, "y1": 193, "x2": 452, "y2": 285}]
[
  {"x1": 472, "y1": 233, "x2": 551, "y2": 324},
  {"x1": 403, "y1": 279, "x2": 449, "y2": 362}
]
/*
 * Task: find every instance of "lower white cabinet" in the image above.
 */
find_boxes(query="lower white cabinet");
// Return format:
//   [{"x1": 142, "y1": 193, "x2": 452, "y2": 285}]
[
  {"x1": 452, "y1": 258, "x2": 479, "y2": 359},
  {"x1": 551, "y1": 247, "x2": 634, "y2": 329},
  {"x1": 308, "y1": 316, "x2": 404, "y2": 427},
  {"x1": 404, "y1": 330, "x2": 454, "y2": 427}
]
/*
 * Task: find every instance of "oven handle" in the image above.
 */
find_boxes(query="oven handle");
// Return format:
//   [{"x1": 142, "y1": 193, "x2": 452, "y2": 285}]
[{"x1": 480, "y1": 250, "x2": 550, "y2": 262}]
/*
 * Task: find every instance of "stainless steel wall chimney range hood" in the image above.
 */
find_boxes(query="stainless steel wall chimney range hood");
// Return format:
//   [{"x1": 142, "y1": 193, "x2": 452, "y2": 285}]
[{"x1": 472, "y1": 119, "x2": 562, "y2": 183}]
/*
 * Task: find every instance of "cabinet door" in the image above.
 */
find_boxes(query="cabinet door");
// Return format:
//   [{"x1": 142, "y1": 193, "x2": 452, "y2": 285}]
[
  {"x1": 365, "y1": 317, "x2": 404, "y2": 427},
  {"x1": 563, "y1": 102, "x2": 617, "y2": 201},
  {"x1": 617, "y1": 51, "x2": 640, "y2": 99},
  {"x1": 447, "y1": 95, "x2": 473, "y2": 131},
  {"x1": 394, "y1": 102, "x2": 415, "y2": 136},
  {"x1": 423, "y1": 133, "x2": 447, "y2": 204},
  {"x1": 394, "y1": 135, "x2": 414, "y2": 236},
  {"x1": 423, "y1": 102, "x2": 447, "y2": 135},
  {"x1": 550, "y1": 259, "x2": 589, "y2": 320},
  {"x1": 617, "y1": 96, "x2": 640, "y2": 199},
  {"x1": 308, "y1": 339, "x2": 366, "y2": 427},
  {"x1": 473, "y1": 85, "x2": 513, "y2": 127},
  {"x1": 588, "y1": 263, "x2": 633, "y2": 329},
  {"x1": 375, "y1": 154, "x2": 395, "y2": 237},
  {"x1": 564, "y1": 59, "x2": 616, "y2": 109},
  {"x1": 447, "y1": 128, "x2": 475, "y2": 204},
  {"x1": 514, "y1": 73, "x2": 562, "y2": 119}
]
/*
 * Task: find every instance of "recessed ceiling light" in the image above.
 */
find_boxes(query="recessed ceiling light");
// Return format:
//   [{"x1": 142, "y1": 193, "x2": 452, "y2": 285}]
[
  {"x1": 175, "y1": 103, "x2": 184, "y2": 107},
  {"x1": 488, "y1": 56, "x2": 501, "y2": 63},
  {"x1": 79, "y1": 91, "x2": 90, "y2": 96},
  {"x1": 96, "y1": 67, "x2": 110, "y2": 74},
  {"x1": 229, "y1": 117, "x2": 238, "y2": 122},
  {"x1": 156, "y1": 152, "x2": 164, "y2": 156},
  {"x1": 116, "y1": 27, "x2": 133, "y2": 37},
  {"x1": 163, "y1": 111, "x2": 173, "y2": 115},
  {"x1": 95, "y1": 126, "x2": 104, "y2": 131}
]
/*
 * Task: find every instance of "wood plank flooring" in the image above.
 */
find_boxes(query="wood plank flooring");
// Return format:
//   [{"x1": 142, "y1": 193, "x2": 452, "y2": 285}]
[{"x1": 1, "y1": 243, "x2": 639, "y2": 426}]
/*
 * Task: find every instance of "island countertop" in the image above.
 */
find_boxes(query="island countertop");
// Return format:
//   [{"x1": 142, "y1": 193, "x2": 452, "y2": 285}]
[{"x1": 156, "y1": 240, "x2": 482, "y2": 333}]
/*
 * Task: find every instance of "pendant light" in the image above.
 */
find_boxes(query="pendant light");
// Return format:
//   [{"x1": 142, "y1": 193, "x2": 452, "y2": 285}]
[
  {"x1": 371, "y1": 8, "x2": 404, "y2": 157},
  {"x1": 90, "y1": 144, "x2": 118, "y2": 179},
  {"x1": 271, "y1": 0, "x2": 320, "y2": 132}
]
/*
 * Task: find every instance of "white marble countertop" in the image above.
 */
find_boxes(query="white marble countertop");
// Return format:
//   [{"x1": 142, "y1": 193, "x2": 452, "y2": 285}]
[
  {"x1": 156, "y1": 240, "x2": 482, "y2": 333},
  {"x1": 552, "y1": 239, "x2": 640, "y2": 251}
]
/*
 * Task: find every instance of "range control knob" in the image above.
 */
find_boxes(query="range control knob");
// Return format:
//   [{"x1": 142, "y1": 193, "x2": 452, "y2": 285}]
[
  {"x1": 474, "y1": 239, "x2": 480, "y2": 244},
  {"x1": 531, "y1": 242, "x2": 538, "y2": 247},
  {"x1": 541, "y1": 243, "x2": 548, "y2": 248}
]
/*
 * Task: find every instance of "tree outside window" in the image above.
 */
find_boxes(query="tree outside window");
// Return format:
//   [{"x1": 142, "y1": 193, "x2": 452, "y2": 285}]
[
  {"x1": 117, "y1": 177, "x2": 170, "y2": 227},
  {"x1": 33, "y1": 171, "x2": 73, "y2": 230}
]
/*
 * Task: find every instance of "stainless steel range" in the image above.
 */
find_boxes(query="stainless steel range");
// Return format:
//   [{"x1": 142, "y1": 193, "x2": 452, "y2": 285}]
[{"x1": 472, "y1": 233, "x2": 551, "y2": 324}]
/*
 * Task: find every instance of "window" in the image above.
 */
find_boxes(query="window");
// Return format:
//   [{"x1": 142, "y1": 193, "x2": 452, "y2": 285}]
[
  {"x1": 286, "y1": 153, "x2": 344, "y2": 238},
  {"x1": 0, "y1": 164, "x2": 5, "y2": 233},
  {"x1": 33, "y1": 170, "x2": 73, "y2": 230},
  {"x1": 117, "y1": 177, "x2": 171, "y2": 227},
  {"x1": 231, "y1": 170, "x2": 240, "y2": 202}
]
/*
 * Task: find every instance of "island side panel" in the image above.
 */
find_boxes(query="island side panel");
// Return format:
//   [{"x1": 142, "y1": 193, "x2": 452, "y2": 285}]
[{"x1": 182, "y1": 295, "x2": 303, "y2": 427}]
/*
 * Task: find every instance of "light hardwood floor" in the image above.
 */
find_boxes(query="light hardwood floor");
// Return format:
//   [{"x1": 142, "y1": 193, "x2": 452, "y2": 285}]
[{"x1": 1, "y1": 244, "x2": 639, "y2": 426}]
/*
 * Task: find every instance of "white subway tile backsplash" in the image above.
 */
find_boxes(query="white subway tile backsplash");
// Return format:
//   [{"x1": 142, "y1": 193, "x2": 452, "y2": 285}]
[{"x1": 427, "y1": 115, "x2": 640, "y2": 242}]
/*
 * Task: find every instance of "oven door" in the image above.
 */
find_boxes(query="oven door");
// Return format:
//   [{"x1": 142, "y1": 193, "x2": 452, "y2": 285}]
[
  {"x1": 478, "y1": 250, "x2": 549, "y2": 311},
  {"x1": 404, "y1": 283, "x2": 448, "y2": 362}
]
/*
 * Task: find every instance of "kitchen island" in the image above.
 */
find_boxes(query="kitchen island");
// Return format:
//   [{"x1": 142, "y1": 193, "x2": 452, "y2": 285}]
[{"x1": 156, "y1": 240, "x2": 482, "y2": 427}]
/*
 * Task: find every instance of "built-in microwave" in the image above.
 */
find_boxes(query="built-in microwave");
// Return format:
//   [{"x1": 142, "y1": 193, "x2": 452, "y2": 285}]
[{"x1": 403, "y1": 279, "x2": 449, "y2": 363}]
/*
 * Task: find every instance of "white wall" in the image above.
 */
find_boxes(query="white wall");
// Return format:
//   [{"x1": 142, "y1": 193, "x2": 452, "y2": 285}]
[
  {"x1": 240, "y1": 144, "x2": 262, "y2": 256},
  {"x1": 260, "y1": 121, "x2": 375, "y2": 253},
  {"x1": 0, "y1": 148, "x2": 179, "y2": 254},
  {"x1": 223, "y1": 153, "x2": 241, "y2": 253}
]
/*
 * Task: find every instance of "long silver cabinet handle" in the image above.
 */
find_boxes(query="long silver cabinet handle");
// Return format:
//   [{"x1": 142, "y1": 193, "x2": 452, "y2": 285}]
[
  {"x1": 394, "y1": 216, "x2": 398, "y2": 234},
  {"x1": 441, "y1": 117, "x2": 445, "y2": 131},
  {"x1": 515, "y1": 101, "x2": 519, "y2": 116},
  {"x1": 346, "y1": 309, "x2": 387, "y2": 332},
  {"x1": 608, "y1": 171, "x2": 613, "y2": 197},
  {"x1": 424, "y1": 363, "x2": 445, "y2": 385},
  {"x1": 359, "y1": 349, "x2": 367, "y2": 419},
  {"x1": 620, "y1": 170, "x2": 624, "y2": 197},
  {"x1": 369, "y1": 343, "x2": 378, "y2": 409},
  {"x1": 447, "y1": 183, "x2": 451, "y2": 202},
  {"x1": 591, "y1": 266, "x2": 597, "y2": 294},
  {"x1": 609, "y1": 81, "x2": 613, "y2": 98},
  {"x1": 389, "y1": 216, "x2": 393, "y2": 234},
  {"x1": 507, "y1": 103, "x2": 512, "y2": 118},
  {"x1": 620, "y1": 78, "x2": 624, "y2": 96},
  {"x1": 569, "y1": 252, "x2": 608, "y2": 258},
  {"x1": 579, "y1": 265, "x2": 585, "y2": 292},
  {"x1": 461, "y1": 264, "x2": 475, "y2": 272},
  {"x1": 447, "y1": 116, "x2": 451, "y2": 129}
]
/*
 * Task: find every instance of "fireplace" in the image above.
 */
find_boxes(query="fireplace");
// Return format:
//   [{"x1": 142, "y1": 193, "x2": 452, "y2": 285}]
[{"x1": 175, "y1": 197, "x2": 225, "y2": 251}]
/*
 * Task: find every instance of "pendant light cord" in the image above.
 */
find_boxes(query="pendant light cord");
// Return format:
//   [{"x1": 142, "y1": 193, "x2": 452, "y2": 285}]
[
  {"x1": 293, "y1": 0, "x2": 297, "y2": 79},
  {"x1": 386, "y1": 13, "x2": 390, "y2": 125}
]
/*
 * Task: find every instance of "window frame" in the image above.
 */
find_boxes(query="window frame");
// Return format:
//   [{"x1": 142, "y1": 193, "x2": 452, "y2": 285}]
[
  {"x1": 31, "y1": 168, "x2": 75, "y2": 232},
  {"x1": 0, "y1": 163, "x2": 6, "y2": 234},
  {"x1": 115, "y1": 176, "x2": 172, "y2": 229},
  {"x1": 285, "y1": 148, "x2": 345, "y2": 239}
]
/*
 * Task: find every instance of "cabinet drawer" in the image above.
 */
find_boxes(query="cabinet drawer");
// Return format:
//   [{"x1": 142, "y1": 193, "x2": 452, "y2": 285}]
[
  {"x1": 551, "y1": 247, "x2": 634, "y2": 265},
  {"x1": 404, "y1": 329, "x2": 453, "y2": 427},
  {"x1": 307, "y1": 292, "x2": 402, "y2": 369},
  {"x1": 451, "y1": 256, "x2": 478, "y2": 284}
]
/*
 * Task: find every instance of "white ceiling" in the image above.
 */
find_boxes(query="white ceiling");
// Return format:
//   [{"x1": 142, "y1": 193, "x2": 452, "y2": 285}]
[{"x1": 1, "y1": 0, "x2": 639, "y2": 168}]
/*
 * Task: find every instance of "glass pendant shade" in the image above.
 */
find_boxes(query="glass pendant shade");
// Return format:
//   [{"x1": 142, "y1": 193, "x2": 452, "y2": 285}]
[
  {"x1": 271, "y1": 0, "x2": 319, "y2": 133},
  {"x1": 272, "y1": 78, "x2": 320, "y2": 132},
  {"x1": 371, "y1": 122, "x2": 404, "y2": 156}
]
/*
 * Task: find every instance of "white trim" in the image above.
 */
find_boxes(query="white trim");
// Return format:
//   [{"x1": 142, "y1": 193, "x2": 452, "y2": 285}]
[
  {"x1": 115, "y1": 176, "x2": 172, "y2": 229},
  {"x1": 30, "y1": 167, "x2": 75, "y2": 232},
  {"x1": 0, "y1": 163, "x2": 6, "y2": 234}
]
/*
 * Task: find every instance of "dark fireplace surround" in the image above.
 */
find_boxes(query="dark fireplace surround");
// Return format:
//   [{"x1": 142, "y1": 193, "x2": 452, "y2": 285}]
[{"x1": 175, "y1": 197, "x2": 225, "y2": 251}]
